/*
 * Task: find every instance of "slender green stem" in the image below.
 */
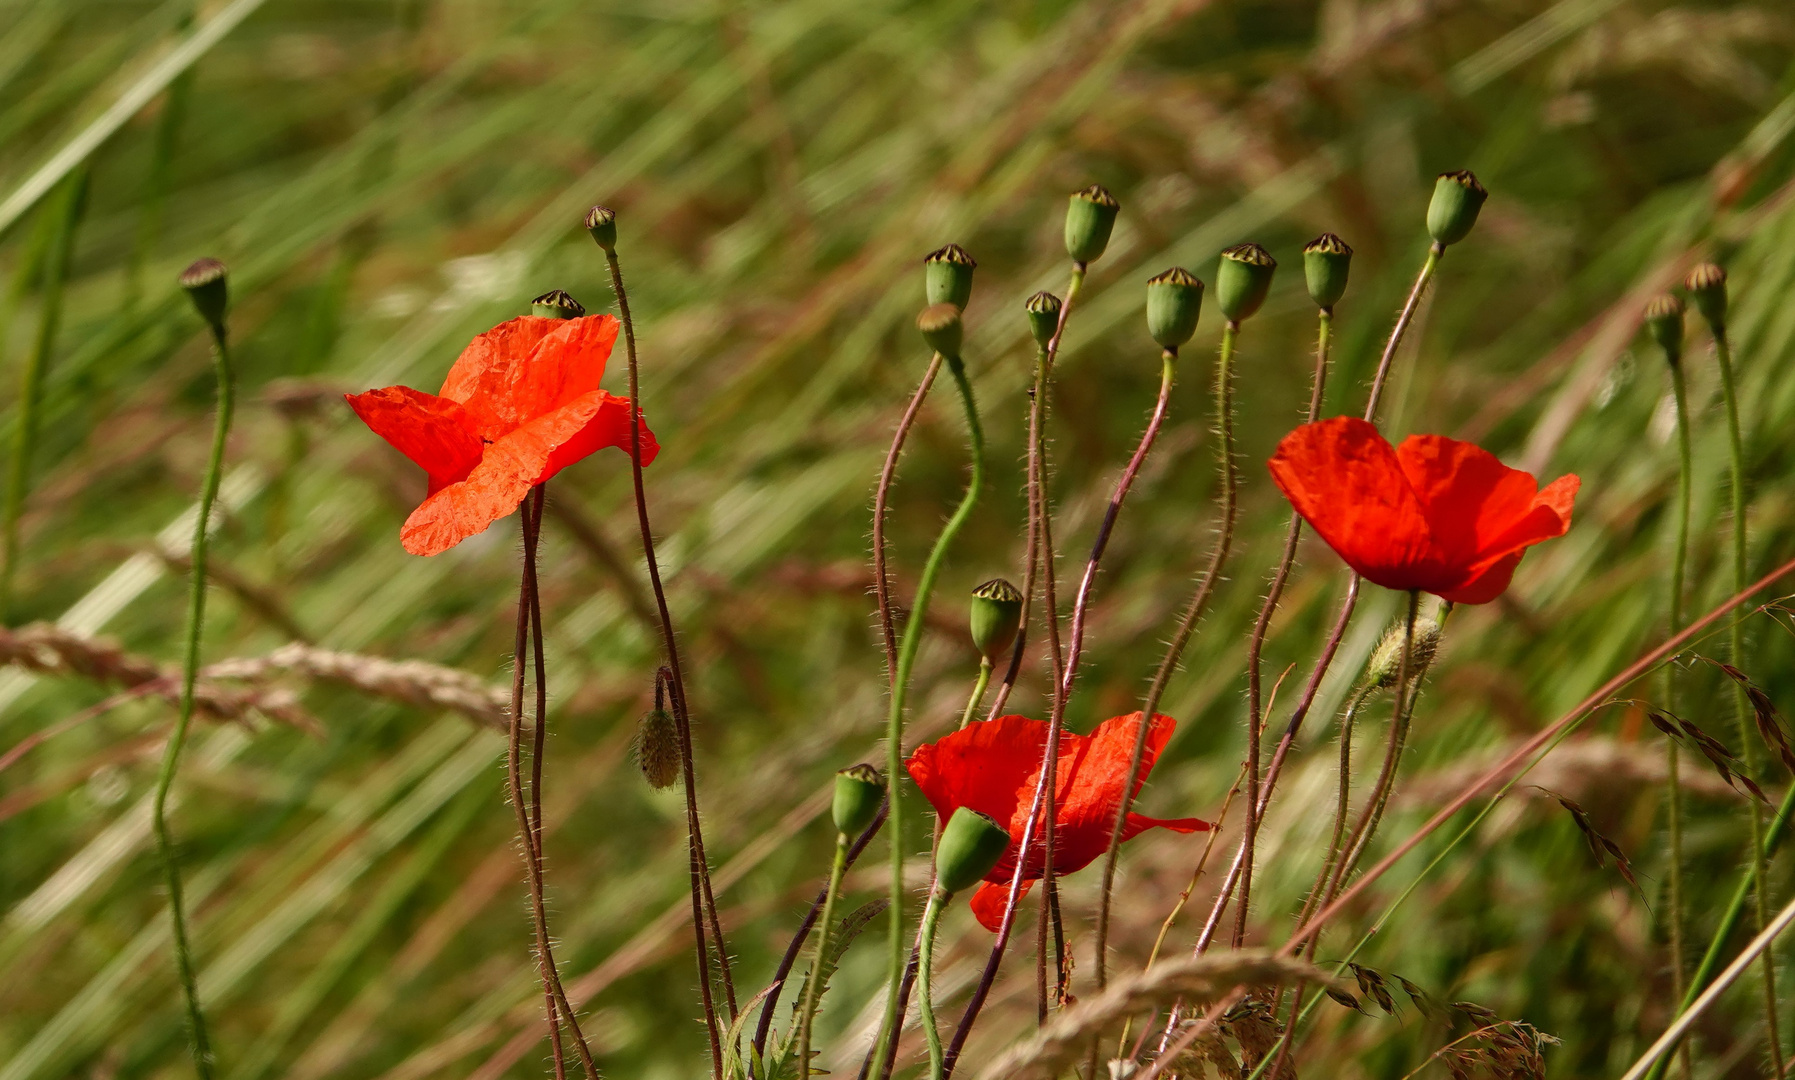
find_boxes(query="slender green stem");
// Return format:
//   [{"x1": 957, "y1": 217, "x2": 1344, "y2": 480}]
[
  {"x1": 959, "y1": 657, "x2": 992, "y2": 730},
  {"x1": 1665, "y1": 355, "x2": 1693, "y2": 1080},
  {"x1": 919, "y1": 887, "x2": 949, "y2": 1080},
  {"x1": 797, "y1": 835, "x2": 851, "y2": 1079},
  {"x1": 1289, "y1": 682, "x2": 1375, "y2": 953},
  {"x1": 153, "y1": 318, "x2": 233, "y2": 1080}
]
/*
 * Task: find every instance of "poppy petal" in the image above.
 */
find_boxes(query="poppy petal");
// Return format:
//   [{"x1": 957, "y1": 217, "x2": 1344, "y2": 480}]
[
  {"x1": 437, "y1": 316, "x2": 565, "y2": 439},
  {"x1": 344, "y1": 387, "x2": 484, "y2": 495},
  {"x1": 1268, "y1": 418, "x2": 1437, "y2": 592},
  {"x1": 968, "y1": 880, "x2": 1033, "y2": 932},
  {"x1": 905, "y1": 715, "x2": 1047, "y2": 833},
  {"x1": 1122, "y1": 813, "x2": 1211, "y2": 840},
  {"x1": 1394, "y1": 435, "x2": 1551, "y2": 572},
  {"x1": 522, "y1": 315, "x2": 620, "y2": 416},
  {"x1": 541, "y1": 389, "x2": 658, "y2": 479},
  {"x1": 1438, "y1": 474, "x2": 1579, "y2": 604},
  {"x1": 1052, "y1": 712, "x2": 1183, "y2": 875}
]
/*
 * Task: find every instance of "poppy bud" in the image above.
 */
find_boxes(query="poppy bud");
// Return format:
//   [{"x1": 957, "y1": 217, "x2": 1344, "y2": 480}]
[
  {"x1": 1685, "y1": 263, "x2": 1727, "y2": 329},
  {"x1": 924, "y1": 244, "x2": 977, "y2": 310},
  {"x1": 179, "y1": 258, "x2": 229, "y2": 328},
  {"x1": 1643, "y1": 294, "x2": 1685, "y2": 364},
  {"x1": 1064, "y1": 184, "x2": 1120, "y2": 265},
  {"x1": 969, "y1": 578, "x2": 1023, "y2": 660},
  {"x1": 935, "y1": 808, "x2": 1010, "y2": 895},
  {"x1": 635, "y1": 708, "x2": 680, "y2": 789},
  {"x1": 1215, "y1": 243, "x2": 1276, "y2": 324},
  {"x1": 832, "y1": 764, "x2": 884, "y2": 837},
  {"x1": 531, "y1": 289, "x2": 586, "y2": 320},
  {"x1": 1426, "y1": 171, "x2": 1487, "y2": 248},
  {"x1": 1025, "y1": 291, "x2": 1062, "y2": 349},
  {"x1": 1303, "y1": 233, "x2": 1353, "y2": 310},
  {"x1": 1145, "y1": 267, "x2": 1204, "y2": 350},
  {"x1": 1364, "y1": 617, "x2": 1442, "y2": 690},
  {"x1": 584, "y1": 205, "x2": 617, "y2": 253},
  {"x1": 917, "y1": 302, "x2": 963, "y2": 358}
]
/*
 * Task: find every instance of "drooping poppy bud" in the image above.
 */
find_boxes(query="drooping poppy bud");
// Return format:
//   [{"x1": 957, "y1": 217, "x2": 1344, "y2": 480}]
[
  {"x1": 1303, "y1": 233, "x2": 1353, "y2": 310},
  {"x1": 969, "y1": 578, "x2": 1023, "y2": 660},
  {"x1": 531, "y1": 289, "x2": 586, "y2": 320},
  {"x1": 1644, "y1": 294, "x2": 1685, "y2": 364},
  {"x1": 924, "y1": 244, "x2": 977, "y2": 309},
  {"x1": 1685, "y1": 263, "x2": 1728, "y2": 329},
  {"x1": 832, "y1": 764, "x2": 884, "y2": 837},
  {"x1": 1215, "y1": 243, "x2": 1276, "y2": 324},
  {"x1": 936, "y1": 808, "x2": 1011, "y2": 895},
  {"x1": 1364, "y1": 617, "x2": 1442, "y2": 690},
  {"x1": 1025, "y1": 291, "x2": 1062, "y2": 349},
  {"x1": 1426, "y1": 171, "x2": 1487, "y2": 248},
  {"x1": 585, "y1": 205, "x2": 617, "y2": 253},
  {"x1": 636, "y1": 708, "x2": 680, "y2": 789},
  {"x1": 917, "y1": 302, "x2": 963, "y2": 358},
  {"x1": 1145, "y1": 267, "x2": 1204, "y2": 350},
  {"x1": 1064, "y1": 184, "x2": 1120, "y2": 265},
  {"x1": 180, "y1": 258, "x2": 229, "y2": 329}
]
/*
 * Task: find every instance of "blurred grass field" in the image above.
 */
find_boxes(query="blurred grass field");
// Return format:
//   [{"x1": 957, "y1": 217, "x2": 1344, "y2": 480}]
[{"x1": 3, "y1": 0, "x2": 1795, "y2": 1077}]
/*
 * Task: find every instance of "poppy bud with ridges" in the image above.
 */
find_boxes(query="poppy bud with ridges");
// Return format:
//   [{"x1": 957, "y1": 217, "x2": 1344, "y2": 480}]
[
  {"x1": 1685, "y1": 263, "x2": 1727, "y2": 329},
  {"x1": 832, "y1": 764, "x2": 884, "y2": 837},
  {"x1": 1426, "y1": 171, "x2": 1487, "y2": 248},
  {"x1": 1064, "y1": 184, "x2": 1120, "y2": 265},
  {"x1": 1215, "y1": 243, "x2": 1276, "y2": 324},
  {"x1": 969, "y1": 578, "x2": 1023, "y2": 660},
  {"x1": 917, "y1": 302, "x2": 963, "y2": 358},
  {"x1": 531, "y1": 289, "x2": 586, "y2": 320},
  {"x1": 935, "y1": 808, "x2": 1011, "y2": 894},
  {"x1": 1644, "y1": 294, "x2": 1685, "y2": 364},
  {"x1": 924, "y1": 244, "x2": 977, "y2": 310},
  {"x1": 1303, "y1": 233, "x2": 1353, "y2": 310},
  {"x1": 636, "y1": 708, "x2": 680, "y2": 789},
  {"x1": 584, "y1": 205, "x2": 617, "y2": 253},
  {"x1": 1364, "y1": 617, "x2": 1442, "y2": 690},
  {"x1": 180, "y1": 258, "x2": 229, "y2": 328},
  {"x1": 1145, "y1": 267, "x2": 1204, "y2": 350},
  {"x1": 1025, "y1": 291, "x2": 1062, "y2": 350}
]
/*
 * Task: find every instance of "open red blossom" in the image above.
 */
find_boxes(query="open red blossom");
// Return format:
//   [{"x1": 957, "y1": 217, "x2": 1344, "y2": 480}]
[
  {"x1": 906, "y1": 713, "x2": 1208, "y2": 931},
  {"x1": 347, "y1": 314, "x2": 657, "y2": 556},
  {"x1": 1268, "y1": 416, "x2": 1578, "y2": 604}
]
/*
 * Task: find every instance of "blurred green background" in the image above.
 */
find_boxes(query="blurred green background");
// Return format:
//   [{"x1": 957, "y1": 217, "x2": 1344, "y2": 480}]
[{"x1": 3, "y1": 0, "x2": 1795, "y2": 1077}]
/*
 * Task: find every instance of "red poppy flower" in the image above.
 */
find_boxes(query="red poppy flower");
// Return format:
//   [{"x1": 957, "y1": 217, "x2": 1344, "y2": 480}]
[
  {"x1": 1268, "y1": 416, "x2": 1578, "y2": 605},
  {"x1": 347, "y1": 314, "x2": 658, "y2": 556},
  {"x1": 906, "y1": 712, "x2": 1208, "y2": 931}
]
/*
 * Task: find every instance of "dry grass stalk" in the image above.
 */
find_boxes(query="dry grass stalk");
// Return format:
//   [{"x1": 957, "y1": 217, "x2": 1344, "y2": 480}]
[{"x1": 207, "y1": 642, "x2": 510, "y2": 730}]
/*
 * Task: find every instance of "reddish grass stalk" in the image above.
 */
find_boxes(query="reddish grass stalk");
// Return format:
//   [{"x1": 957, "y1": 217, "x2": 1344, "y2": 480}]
[{"x1": 874, "y1": 354, "x2": 945, "y2": 685}]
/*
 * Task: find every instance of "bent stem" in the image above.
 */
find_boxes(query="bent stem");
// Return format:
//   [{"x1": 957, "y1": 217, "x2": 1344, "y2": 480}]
[
  {"x1": 1664, "y1": 354, "x2": 1693, "y2": 1079},
  {"x1": 875, "y1": 354, "x2": 946, "y2": 684},
  {"x1": 919, "y1": 887, "x2": 950, "y2": 1080},
  {"x1": 959, "y1": 658, "x2": 993, "y2": 729},
  {"x1": 797, "y1": 833, "x2": 852, "y2": 1079},
  {"x1": 1288, "y1": 683, "x2": 1376, "y2": 952},
  {"x1": 154, "y1": 314, "x2": 232, "y2": 1080}
]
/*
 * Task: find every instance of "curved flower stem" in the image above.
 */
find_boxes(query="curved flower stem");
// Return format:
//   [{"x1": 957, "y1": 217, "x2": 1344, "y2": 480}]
[
  {"x1": 1664, "y1": 355, "x2": 1693, "y2": 1080},
  {"x1": 872, "y1": 351, "x2": 984, "y2": 1074},
  {"x1": 985, "y1": 350, "x2": 1048, "y2": 723},
  {"x1": 1287, "y1": 683, "x2": 1375, "y2": 952},
  {"x1": 875, "y1": 355, "x2": 946, "y2": 684},
  {"x1": 1363, "y1": 244, "x2": 1439, "y2": 415},
  {"x1": 918, "y1": 886, "x2": 950, "y2": 1080},
  {"x1": 959, "y1": 658, "x2": 993, "y2": 729},
  {"x1": 153, "y1": 314, "x2": 231, "y2": 1080},
  {"x1": 797, "y1": 833, "x2": 852, "y2": 1079},
  {"x1": 603, "y1": 248, "x2": 731, "y2": 1074}
]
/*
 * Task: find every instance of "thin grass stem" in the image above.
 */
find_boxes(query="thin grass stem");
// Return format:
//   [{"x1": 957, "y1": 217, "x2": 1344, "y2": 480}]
[{"x1": 1665, "y1": 353, "x2": 1693, "y2": 1080}]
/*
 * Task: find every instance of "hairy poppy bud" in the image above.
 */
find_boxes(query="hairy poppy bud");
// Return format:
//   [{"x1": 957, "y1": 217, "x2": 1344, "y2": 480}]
[
  {"x1": 1685, "y1": 263, "x2": 1727, "y2": 329},
  {"x1": 936, "y1": 808, "x2": 1010, "y2": 894},
  {"x1": 1215, "y1": 243, "x2": 1276, "y2": 324},
  {"x1": 969, "y1": 578, "x2": 1023, "y2": 660},
  {"x1": 1025, "y1": 291, "x2": 1062, "y2": 349},
  {"x1": 531, "y1": 289, "x2": 586, "y2": 320},
  {"x1": 635, "y1": 708, "x2": 680, "y2": 789},
  {"x1": 1426, "y1": 171, "x2": 1487, "y2": 248},
  {"x1": 1303, "y1": 233, "x2": 1353, "y2": 310},
  {"x1": 179, "y1": 258, "x2": 229, "y2": 328},
  {"x1": 1145, "y1": 267, "x2": 1204, "y2": 350},
  {"x1": 924, "y1": 244, "x2": 977, "y2": 309},
  {"x1": 917, "y1": 302, "x2": 963, "y2": 358},
  {"x1": 584, "y1": 205, "x2": 617, "y2": 253},
  {"x1": 1364, "y1": 617, "x2": 1442, "y2": 690},
  {"x1": 1644, "y1": 294, "x2": 1685, "y2": 364},
  {"x1": 833, "y1": 764, "x2": 884, "y2": 837},
  {"x1": 1064, "y1": 184, "x2": 1120, "y2": 265}
]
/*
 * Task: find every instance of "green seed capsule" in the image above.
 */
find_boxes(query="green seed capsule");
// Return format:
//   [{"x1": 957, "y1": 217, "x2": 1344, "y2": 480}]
[
  {"x1": 1064, "y1": 184, "x2": 1120, "y2": 265},
  {"x1": 1364, "y1": 618, "x2": 1442, "y2": 690},
  {"x1": 531, "y1": 289, "x2": 586, "y2": 320},
  {"x1": 935, "y1": 808, "x2": 1011, "y2": 895},
  {"x1": 1685, "y1": 263, "x2": 1728, "y2": 329},
  {"x1": 1144, "y1": 267, "x2": 1204, "y2": 350},
  {"x1": 1643, "y1": 294, "x2": 1685, "y2": 364},
  {"x1": 1025, "y1": 291, "x2": 1062, "y2": 350},
  {"x1": 924, "y1": 244, "x2": 977, "y2": 310},
  {"x1": 584, "y1": 205, "x2": 617, "y2": 252},
  {"x1": 969, "y1": 578, "x2": 1023, "y2": 660},
  {"x1": 1215, "y1": 243, "x2": 1276, "y2": 324},
  {"x1": 635, "y1": 708, "x2": 681, "y2": 790},
  {"x1": 1302, "y1": 233, "x2": 1353, "y2": 310},
  {"x1": 179, "y1": 258, "x2": 229, "y2": 328},
  {"x1": 1426, "y1": 171, "x2": 1487, "y2": 248},
  {"x1": 917, "y1": 302, "x2": 963, "y2": 358},
  {"x1": 832, "y1": 764, "x2": 884, "y2": 837}
]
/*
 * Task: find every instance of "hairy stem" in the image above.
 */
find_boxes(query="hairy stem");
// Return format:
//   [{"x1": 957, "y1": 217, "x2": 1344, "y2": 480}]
[
  {"x1": 959, "y1": 658, "x2": 993, "y2": 730},
  {"x1": 1289, "y1": 683, "x2": 1375, "y2": 953},
  {"x1": 919, "y1": 887, "x2": 949, "y2": 1080},
  {"x1": 875, "y1": 354, "x2": 946, "y2": 685},
  {"x1": 797, "y1": 835, "x2": 851, "y2": 1079},
  {"x1": 1665, "y1": 354, "x2": 1693, "y2": 1080}
]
